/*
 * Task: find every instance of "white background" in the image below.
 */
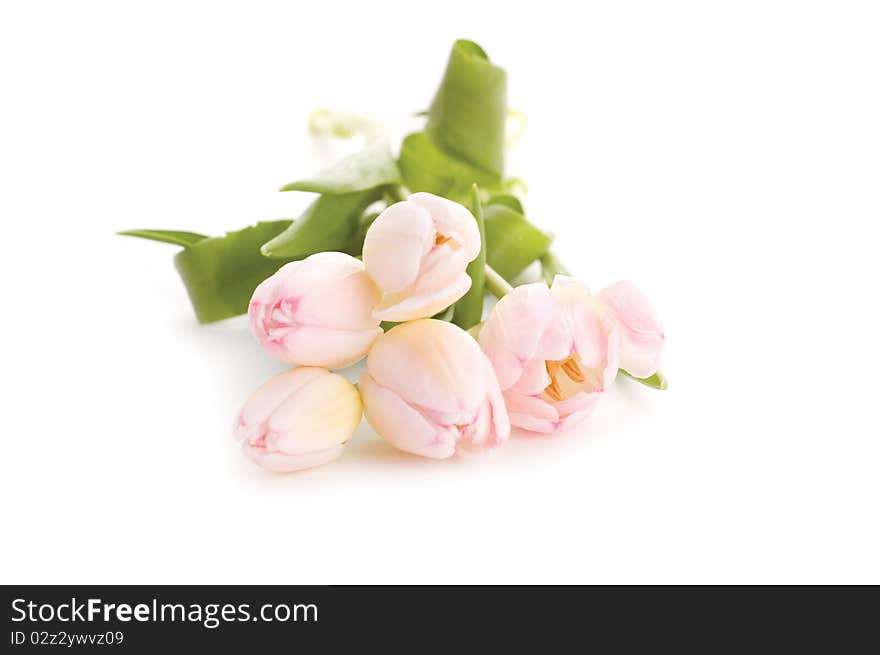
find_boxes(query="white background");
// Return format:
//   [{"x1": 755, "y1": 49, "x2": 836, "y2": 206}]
[{"x1": 2, "y1": 1, "x2": 878, "y2": 584}]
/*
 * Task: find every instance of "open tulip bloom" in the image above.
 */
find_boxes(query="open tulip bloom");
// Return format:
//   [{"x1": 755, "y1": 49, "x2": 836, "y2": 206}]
[
  {"x1": 119, "y1": 39, "x2": 668, "y2": 473},
  {"x1": 479, "y1": 278, "x2": 664, "y2": 434}
]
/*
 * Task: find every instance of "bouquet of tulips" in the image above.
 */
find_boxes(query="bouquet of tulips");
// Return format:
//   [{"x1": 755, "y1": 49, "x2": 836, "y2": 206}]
[{"x1": 121, "y1": 40, "x2": 666, "y2": 472}]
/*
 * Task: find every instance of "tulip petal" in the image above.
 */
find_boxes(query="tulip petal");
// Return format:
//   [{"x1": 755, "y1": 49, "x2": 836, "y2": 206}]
[
  {"x1": 602, "y1": 325, "x2": 622, "y2": 389},
  {"x1": 507, "y1": 413, "x2": 557, "y2": 434},
  {"x1": 269, "y1": 371, "x2": 363, "y2": 455},
  {"x1": 243, "y1": 443, "x2": 346, "y2": 473},
  {"x1": 510, "y1": 355, "x2": 552, "y2": 395},
  {"x1": 503, "y1": 392, "x2": 558, "y2": 433},
  {"x1": 236, "y1": 367, "x2": 326, "y2": 429},
  {"x1": 598, "y1": 281, "x2": 665, "y2": 379},
  {"x1": 553, "y1": 390, "x2": 603, "y2": 431},
  {"x1": 274, "y1": 252, "x2": 359, "y2": 294},
  {"x1": 478, "y1": 283, "x2": 564, "y2": 389},
  {"x1": 274, "y1": 325, "x2": 382, "y2": 369},
  {"x1": 454, "y1": 400, "x2": 493, "y2": 455},
  {"x1": 408, "y1": 192, "x2": 481, "y2": 260},
  {"x1": 373, "y1": 319, "x2": 494, "y2": 414},
  {"x1": 371, "y1": 274, "x2": 471, "y2": 323},
  {"x1": 362, "y1": 201, "x2": 433, "y2": 294},
  {"x1": 452, "y1": 357, "x2": 511, "y2": 453},
  {"x1": 359, "y1": 373, "x2": 455, "y2": 459},
  {"x1": 550, "y1": 276, "x2": 615, "y2": 393},
  {"x1": 550, "y1": 276, "x2": 602, "y2": 362},
  {"x1": 413, "y1": 243, "x2": 471, "y2": 293},
  {"x1": 293, "y1": 255, "x2": 381, "y2": 331},
  {"x1": 483, "y1": 357, "x2": 511, "y2": 445},
  {"x1": 235, "y1": 367, "x2": 362, "y2": 473},
  {"x1": 248, "y1": 253, "x2": 381, "y2": 368}
]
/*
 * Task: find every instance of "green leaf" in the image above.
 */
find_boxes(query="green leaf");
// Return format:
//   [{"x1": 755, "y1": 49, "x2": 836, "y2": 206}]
[
  {"x1": 620, "y1": 369, "x2": 668, "y2": 390},
  {"x1": 425, "y1": 39, "x2": 507, "y2": 178},
  {"x1": 488, "y1": 193, "x2": 524, "y2": 214},
  {"x1": 398, "y1": 132, "x2": 499, "y2": 201},
  {"x1": 398, "y1": 40, "x2": 508, "y2": 201},
  {"x1": 343, "y1": 211, "x2": 379, "y2": 257},
  {"x1": 118, "y1": 229, "x2": 209, "y2": 248},
  {"x1": 539, "y1": 251, "x2": 570, "y2": 286},
  {"x1": 172, "y1": 221, "x2": 294, "y2": 323},
  {"x1": 483, "y1": 203, "x2": 552, "y2": 281},
  {"x1": 279, "y1": 141, "x2": 400, "y2": 194},
  {"x1": 261, "y1": 187, "x2": 385, "y2": 259},
  {"x1": 452, "y1": 184, "x2": 487, "y2": 329}
]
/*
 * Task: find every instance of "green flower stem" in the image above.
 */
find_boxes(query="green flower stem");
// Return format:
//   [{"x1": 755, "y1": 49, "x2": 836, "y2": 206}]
[
  {"x1": 451, "y1": 185, "x2": 487, "y2": 329},
  {"x1": 485, "y1": 264, "x2": 513, "y2": 299}
]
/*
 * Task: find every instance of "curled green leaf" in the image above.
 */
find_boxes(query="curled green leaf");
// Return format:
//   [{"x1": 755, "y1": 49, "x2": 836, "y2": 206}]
[
  {"x1": 398, "y1": 40, "x2": 508, "y2": 202},
  {"x1": 279, "y1": 141, "x2": 399, "y2": 194},
  {"x1": 426, "y1": 39, "x2": 507, "y2": 178},
  {"x1": 452, "y1": 184, "x2": 487, "y2": 329}
]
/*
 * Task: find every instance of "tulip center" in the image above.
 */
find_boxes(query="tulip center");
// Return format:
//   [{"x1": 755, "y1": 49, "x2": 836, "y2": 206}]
[
  {"x1": 263, "y1": 297, "x2": 300, "y2": 342},
  {"x1": 434, "y1": 233, "x2": 458, "y2": 248},
  {"x1": 544, "y1": 356, "x2": 587, "y2": 402}
]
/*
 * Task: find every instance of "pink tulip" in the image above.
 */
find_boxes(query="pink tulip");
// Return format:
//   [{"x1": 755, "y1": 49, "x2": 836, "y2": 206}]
[
  {"x1": 359, "y1": 319, "x2": 510, "y2": 459},
  {"x1": 478, "y1": 277, "x2": 621, "y2": 434},
  {"x1": 248, "y1": 252, "x2": 382, "y2": 369},
  {"x1": 362, "y1": 192, "x2": 481, "y2": 322},
  {"x1": 234, "y1": 367, "x2": 363, "y2": 472},
  {"x1": 598, "y1": 281, "x2": 665, "y2": 379}
]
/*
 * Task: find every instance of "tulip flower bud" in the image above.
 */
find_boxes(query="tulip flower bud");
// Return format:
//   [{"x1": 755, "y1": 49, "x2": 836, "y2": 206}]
[
  {"x1": 362, "y1": 192, "x2": 481, "y2": 322},
  {"x1": 478, "y1": 278, "x2": 621, "y2": 434},
  {"x1": 597, "y1": 281, "x2": 665, "y2": 379},
  {"x1": 234, "y1": 367, "x2": 363, "y2": 472},
  {"x1": 359, "y1": 319, "x2": 510, "y2": 459},
  {"x1": 248, "y1": 252, "x2": 382, "y2": 369}
]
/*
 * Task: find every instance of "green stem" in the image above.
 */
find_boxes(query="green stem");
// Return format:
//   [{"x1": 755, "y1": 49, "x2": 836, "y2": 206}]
[{"x1": 485, "y1": 264, "x2": 513, "y2": 298}]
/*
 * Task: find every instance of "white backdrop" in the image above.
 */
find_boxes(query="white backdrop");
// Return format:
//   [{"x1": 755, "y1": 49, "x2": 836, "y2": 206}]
[{"x1": 2, "y1": 1, "x2": 878, "y2": 584}]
